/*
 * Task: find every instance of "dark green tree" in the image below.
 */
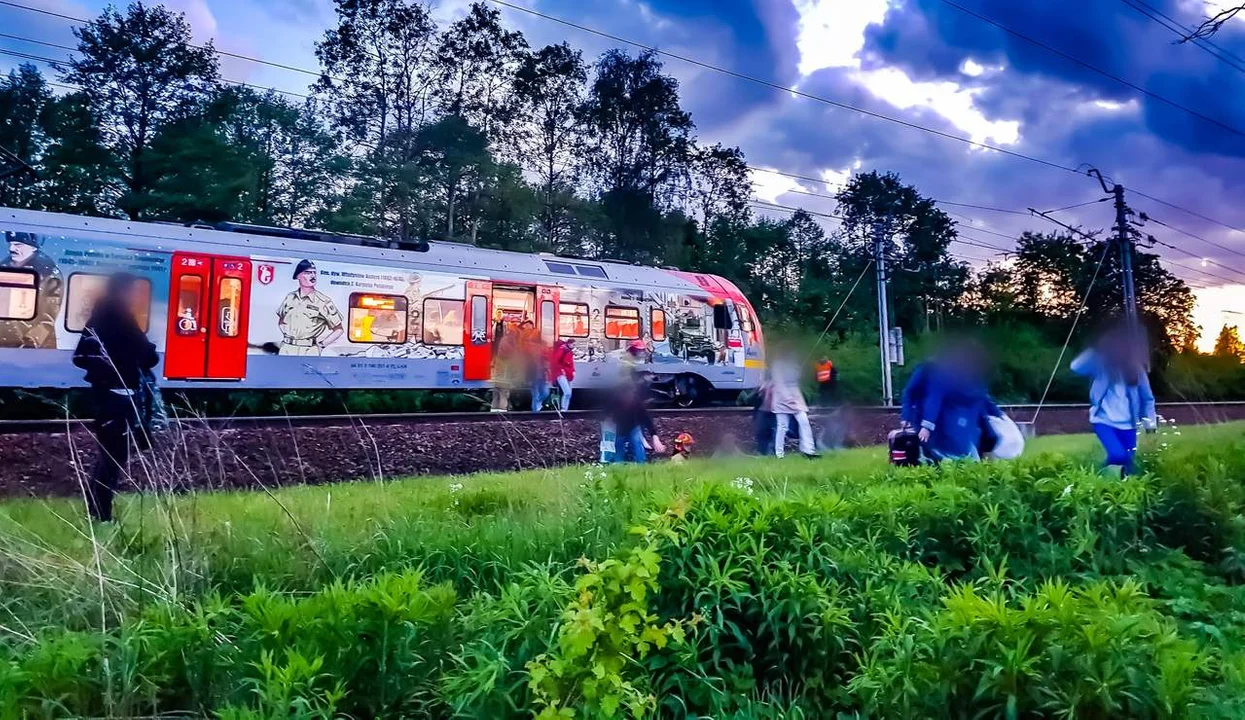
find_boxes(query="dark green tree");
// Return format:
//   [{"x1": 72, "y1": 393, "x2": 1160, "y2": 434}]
[
  {"x1": 836, "y1": 171, "x2": 965, "y2": 334},
  {"x1": 512, "y1": 42, "x2": 589, "y2": 250},
  {"x1": 433, "y1": 2, "x2": 527, "y2": 147},
  {"x1": 580, "y1": 50, "x2": 694, "y2": 262},
  {"x1": 314, "y1": 0, "x2": 438, "y2": 236},
  {"x1": 0, "y1": 64, "x2": 49, "y2": 208},
  {"x1": 63, "y1": 1, "x2": 219, "y2": 219}
]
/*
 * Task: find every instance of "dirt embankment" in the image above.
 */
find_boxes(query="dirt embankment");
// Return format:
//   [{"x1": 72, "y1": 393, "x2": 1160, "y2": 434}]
[{"x1": 1, "y1": 403, "x2": 1241, "y2": 500}]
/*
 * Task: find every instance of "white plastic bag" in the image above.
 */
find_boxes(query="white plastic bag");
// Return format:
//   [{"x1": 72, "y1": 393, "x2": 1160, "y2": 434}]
[{"x1": 986, "y1": 414, "x2": 1025, "y2": 460}]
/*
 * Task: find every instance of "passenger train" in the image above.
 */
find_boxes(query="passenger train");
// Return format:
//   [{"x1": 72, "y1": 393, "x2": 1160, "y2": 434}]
[{"x1": 0, "y1": 208, "x2": 765, "y2": 403}]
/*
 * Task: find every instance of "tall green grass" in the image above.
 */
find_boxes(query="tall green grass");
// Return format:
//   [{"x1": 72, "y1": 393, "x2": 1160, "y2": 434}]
[{"x1": 1, "y1": 424, "x2": 1243, "y2": 717}]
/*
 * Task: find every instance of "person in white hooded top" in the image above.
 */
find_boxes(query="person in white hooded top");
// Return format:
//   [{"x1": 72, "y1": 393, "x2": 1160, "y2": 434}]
[
  {"x1": 1070, "y1": 325, "x2": 1156, "y2": 476},
  {"x1": 768, "y1": 355, "x2": 818, "y2": 458}
]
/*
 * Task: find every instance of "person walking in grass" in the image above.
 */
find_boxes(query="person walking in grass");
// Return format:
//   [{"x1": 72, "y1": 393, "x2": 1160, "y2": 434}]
[
  {"x1": 72, "y1": 273, "x2": 158, "y2": 523},
  {"x1": 1071, "y1": 325, "x2": 1156, "y2": 476}
]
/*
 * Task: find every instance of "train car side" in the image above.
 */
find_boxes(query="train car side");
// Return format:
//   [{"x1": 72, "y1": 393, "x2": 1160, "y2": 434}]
[{"x1": 0, "y1": 208, "x2": 765, "y2": 396}]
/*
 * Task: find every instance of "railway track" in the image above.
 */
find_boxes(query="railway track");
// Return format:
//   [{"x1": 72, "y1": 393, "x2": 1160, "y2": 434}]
[
  {"x1": 1, "y1": 401, "x2": 1242, "y2": 499},
  {"x1": 0, "y1": 401, "x2": 1242, "y2": 434}
]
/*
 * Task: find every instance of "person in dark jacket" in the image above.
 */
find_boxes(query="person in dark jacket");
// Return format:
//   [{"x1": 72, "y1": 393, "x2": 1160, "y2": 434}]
[
  {"x1": 72, "y1": 273, "x2": 158, "y2": 522},
  {"x1": 902, "y1": 339, "x2": 1003, "y2": 462}
]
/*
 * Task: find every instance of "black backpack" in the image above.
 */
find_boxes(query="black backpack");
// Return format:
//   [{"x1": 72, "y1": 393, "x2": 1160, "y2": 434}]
[{"x1": 888, "y1": 428, "x2": 922, "y2": 467}]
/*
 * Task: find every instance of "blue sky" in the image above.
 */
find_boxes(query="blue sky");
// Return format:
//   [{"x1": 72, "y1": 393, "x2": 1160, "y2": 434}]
[{"x1": 4, "y1": 0, "x2": 1245, "y2": 345}]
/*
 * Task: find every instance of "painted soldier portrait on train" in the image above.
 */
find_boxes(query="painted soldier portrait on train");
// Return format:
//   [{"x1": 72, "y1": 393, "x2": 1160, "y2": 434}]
[
  {"x1": 0, "y1": 231, "x2": 62, "y2": 349},
  {"x1": 275, "y1": 259, "x2": 344, "y2": 356}
]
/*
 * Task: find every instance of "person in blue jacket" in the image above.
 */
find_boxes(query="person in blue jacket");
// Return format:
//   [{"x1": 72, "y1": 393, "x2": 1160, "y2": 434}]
[
  {"x1": 1070, "y1": 326, "x2": 1156, "y2": 476},
  {"x1": 901, "y1": 339, "x2": 1003, "y2": 462}
]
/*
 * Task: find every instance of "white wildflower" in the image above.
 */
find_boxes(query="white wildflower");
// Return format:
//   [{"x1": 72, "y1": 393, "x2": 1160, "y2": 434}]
[
  {"x1": 732, "y1": 476, "x2": 755, "y2": 495},
  {"x1": 449, "y1": 482, "x2": 464, "y2": 493}
]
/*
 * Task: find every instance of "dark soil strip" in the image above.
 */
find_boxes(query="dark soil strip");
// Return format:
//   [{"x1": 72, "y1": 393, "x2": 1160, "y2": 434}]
[{"x1": 2, "y1": 403, "x2": 1241, "y2": 500}]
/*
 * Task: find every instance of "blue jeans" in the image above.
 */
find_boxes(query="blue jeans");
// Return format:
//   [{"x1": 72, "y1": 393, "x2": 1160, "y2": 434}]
[
  {"x1": 531, "y1": 379, "x2": 548, "y2": 412},
  {"x1": 1094, "y1": 423, "x2": 1138, "y2": 475},
  {"x1": 555, "y1": 375, "x2": 572, "y2": 411},
  {"x1": 612, "y1": 426, "x2": 647, "y2": 463}
]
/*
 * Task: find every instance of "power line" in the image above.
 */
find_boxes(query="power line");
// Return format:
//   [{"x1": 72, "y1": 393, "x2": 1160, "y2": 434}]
[
  {"x1": 0, "y1": 0, "x2": 344, "y2": 82},
  {"x1": 936, "y1": 0, "x2": 1245, "y2": 139},
  {"x1": 1140, "y1": 213, "x2": 1245, "y2": 267},
  {"x1": 1131, "y1": 193, "x2": 1245, "y2": 261},
  {"x1": 0, "y1": 45, "x2": 310, "y2": 99},
  {"x1": 753, "y1": 178, "x2": 1030, "y2": 220},
  {"x1": 1043, "y1": 197, "x2": 1111, "y2": 214},
  {"x1": 11, "y1": 0, "x2": 1245, "y2": 254},
  {"x1": 1145, "y1": 234, "x2": 1245, "y2": 284},
  {"x1": 486, "y1": 0, "x2": 1082, "y2": 174},
  {"x1": 1117, "y1": 0, "x2": 1245, "y2": 74}
]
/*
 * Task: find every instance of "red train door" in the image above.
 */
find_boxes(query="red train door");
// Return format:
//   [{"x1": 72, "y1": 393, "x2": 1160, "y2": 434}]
[
  {"x1": 164, "y1": 252, "x2": 252, "y2": 381},
  {"x1": 463, "y1": 279, "x2": 492, "y2": 381},
  {"x1": 537, "y1": 285, "x2": 560, "y2": 345}
]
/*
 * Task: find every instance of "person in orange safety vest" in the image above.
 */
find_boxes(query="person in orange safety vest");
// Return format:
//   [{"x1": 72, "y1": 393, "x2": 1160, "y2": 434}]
[{"x1": 815, "y1": 357, "x2": 838, "y2": 406}]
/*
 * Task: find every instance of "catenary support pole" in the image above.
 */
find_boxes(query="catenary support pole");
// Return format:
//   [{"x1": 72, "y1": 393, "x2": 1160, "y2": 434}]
[{"x1": 874, "y1": 220, "x2": 894, "y2": 406}]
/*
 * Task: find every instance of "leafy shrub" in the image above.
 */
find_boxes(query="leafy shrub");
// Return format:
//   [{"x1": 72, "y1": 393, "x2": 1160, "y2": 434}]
[{"x1": 2, "y1": 424, "x2": 1245, "y2": 717}]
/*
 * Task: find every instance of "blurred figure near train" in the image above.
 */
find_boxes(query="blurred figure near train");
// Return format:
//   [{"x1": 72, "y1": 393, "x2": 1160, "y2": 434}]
[
  {"x1": 72, "y1": 272, "x2": 158, "y2": 522},
  {"x1": 490, "y1": 311, "x2": 517, "y2": 412},
  {"x1": 517, "y1": 319, "x2": 547, "y2": 412},
  {"x1": 769, "y1": 349, "x2": 818, "y2": 458},
  {"x1": 751, "y1": 382, "x2": 776, "y2": 455},
  {"x1": 814, "y1": 356, "x2": 837, "y2": 406},
  {"x1": 603, "y1": 373, "x2": 664, "y2": 463},
  {"x1": 546, "y1": 337, "x2": 576, "y2": 411},
  {"x1": 901, "y1": 337, "x2": 1003, "y2": 462},
  {"x1": 2, "y1": 231, "x2": 62, "y2": 349},
  {"x1": 1071, "y1": 324, "x2": 1156, "y2": 476}
]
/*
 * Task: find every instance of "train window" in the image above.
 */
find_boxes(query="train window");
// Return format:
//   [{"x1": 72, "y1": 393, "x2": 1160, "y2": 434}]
[
  {"x1": 575, "y1": 265, "x2": 607, "y2": 279},
  {"x1": 217, "y1": 278, "x2": 243, "y2": 338},
  {"x1": 348, "y1": 293, "x2": 408, "y2": 344},
  {"x1": 174, "y1": 275, "x2": 203, "y2": 336},
  {"x1": 64, "y1": 273, "x2": 152, "y2": 332},
  {"x1": 605, "y1": 306, "x2": 641, "y2": 340},
  {"x1": 540, "y1": 300, "x2": 556, "y2": 344},
  {"x1": 713, "y1": 303, "x2": 733, "y2": 330},
  {"x1": 544, "y1": 260, "x2": 609, "y2": 279},
  {"x1": 423, "y1": 297, "x2": 464, "y2": 346},
  {"x1": 558, "y1": 302, "x2": 589, "y2": 338},
  {"x1": 470, "y1": 296, "x2": 488, "y2": 346},
  {"x1": 0, "y1": 269, "x2": 37, "y2": 321},
  {"x1": 651, "y1": 308, "x2": 667, "y2": 342}
]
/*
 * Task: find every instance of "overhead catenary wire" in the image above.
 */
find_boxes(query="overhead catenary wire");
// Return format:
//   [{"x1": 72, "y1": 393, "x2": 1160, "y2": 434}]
[
  {"x1": 0, "y1": 46, "x2": 310, "y2": 99},
  {"x1": 1139, "y1": 212, "x2": 1245, "y2": 264},
  {"x1": 8, "y1": 0, "x2": 1245, "y2": 253},
  {"x1": 1043, "y1": 197, "x2": 1112, "y2": 214},
  {"x1": 0, "y1": 0, "x2": 349, "y2": 83},
  {"x1": 805, "y1": 259, "x2": 876, "y2": 361},
  {"x1": 935, "y1": 0, "x2": 1245, "y2": 139},
  {"x1": 1025, "y1": 234, "x2": 1114, "y2": 424},
  {"x1": 485, "y1": 0, "x2": 1082, "y2": 174},
  {"x1": 1117, "y1": 0, "x2": 1245, "y2": 74},
  {"x1": 1032, "y1": 203, "x2": 1245, "y2": 287}
]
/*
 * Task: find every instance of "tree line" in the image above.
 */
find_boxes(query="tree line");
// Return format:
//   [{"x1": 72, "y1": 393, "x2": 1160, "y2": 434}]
[{"x1": 1, "y1": 0, "x2": 1235, "y2": 373}]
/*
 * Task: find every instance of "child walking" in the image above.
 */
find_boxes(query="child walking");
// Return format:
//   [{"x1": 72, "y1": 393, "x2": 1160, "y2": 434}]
[{"x1": 1071, "y1": 326, "x2": 1156, "y2": 476}]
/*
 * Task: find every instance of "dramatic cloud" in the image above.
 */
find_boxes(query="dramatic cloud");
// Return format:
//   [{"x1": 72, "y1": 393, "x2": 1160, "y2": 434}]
[{"x1": 2, "y1": 0, "x2": 1243, "y2": 325}]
